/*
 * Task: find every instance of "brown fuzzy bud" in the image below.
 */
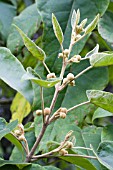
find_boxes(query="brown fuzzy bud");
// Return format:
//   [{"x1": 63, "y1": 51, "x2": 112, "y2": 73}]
[
  {"x1": 36, "y1": 109, "x2": 42, "y2": 116},
  {"x1": 63, "y1": 49, "x2": 69, "y2": 56},
  {"x1": 60, "y1": 112, "x2": 66, "y2": 119},
  {"x1": 66, "y1": 141, "x2": 73, "y2": 148},
  {"x1": 69, "y1": 80, "x2": 75, "y2": 86},
  {"x1": 60, "y1": 108, "x2": 67, "y2": 114},
  {"x1": 18, "y1": 134, "x2": 25, "y2": 141},
  {"x1": 47, "y1": 73, "x2": 56, "y2": 79},
  {"x1": 63, "y1": 78, "x2": 68, "y2": 85},
  {"x1": 14, "y1": 130, "x2": 22, "y2": 136},
  {"x1": 76, "y1": 55, "x2": 81, "y2": 61},
  {"x1": 75, "y1": 34, "x2": 82, "y2": 41},
  {"x1": 59, "y1": 149, "x2": 68, "y2": 156},
  {"x1": 70, "y1": 57, "x2": 79, "y2": 63},
  {"x1": 44, "y1": 107, "x2": 50, "y2": 115},
  {"x1": 18, "y1": 124, "x2": 24, "y2": 134},
  {"x1": 58, "y1": 53, "x2": 63, "y2": 58},
  {"x1": 67, "y1": 73, "x2": 74, "y2": 80}
]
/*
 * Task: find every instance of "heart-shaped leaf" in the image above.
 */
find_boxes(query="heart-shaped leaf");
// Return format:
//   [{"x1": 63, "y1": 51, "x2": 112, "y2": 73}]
[
  {"x1": 86, "y1": 90, "x2": 113, "y2": 113},
  {"x1": 90, "y1": 52, "x2": 113, "y2": 67}
]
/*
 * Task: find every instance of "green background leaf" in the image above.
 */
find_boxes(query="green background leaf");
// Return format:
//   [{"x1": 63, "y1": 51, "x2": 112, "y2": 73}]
[
  {"x1": 10, "y1": 93, "x2": 31, "y2": 123},
  {"x1": 0, "y1": 2, "x2": 16, "y2": 41},
  {"x1": 0, "y1": 47, "x2": 34, "y2": 104},
  {"x1": 86, "y1": 90, "x2": 113, "y2": 113},
  {"x1": 7, "y1": 4, "x2": 41, "y2": 54},
  {"x1": 90, "y1": 52, "x2": 113, "y2": 67}
]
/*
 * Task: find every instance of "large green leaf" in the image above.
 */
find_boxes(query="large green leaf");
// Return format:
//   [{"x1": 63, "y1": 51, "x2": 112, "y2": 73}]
[
  {"x1": 61, "y1": 61, "x2": 108, "y2": 124},
  {"x1": 86, "y1": 90, "x2": 113, "y2": 113},
  {"x1": 0, "y1": 117, "x2": 18, "y2": 139},
  {"x1": 14, "y1": 24, "x2": 46, "y2": 61},
  {"x1": 0, "y1": 161, "x2": 61, "y2": 170},
  {"x1": 98, "y1": 11, "x2": 113, "y2": 45},
  {"x1": 22, "y1": 67, "x2": 61, "y2": 88},
  {"x1": 0, "y1": 2, "x2": 16, "y2": 41},
  {"x1": 101, "y1": 125, "x2": 113, "y2": 142},
  {"x1": 92, "y1": 141, "x2": 113, "y2": 170},
  {"x1": 89, "y1": 52, "x2": 113, "y2": 67},
  {"x1": 60, "y1": 156, "x2": 97, "y2": 170},
  {"x1": 7, "y1": 4, "x2": 41, "y2": 54},
  {"x1": 0, "y1": 47, "x2": 34, "y2": 104},
  {"x1": 10, "y1": 93, "x2": 31, "y2": 123},
  {"x1": 36, "y1": 0, "x2": 109, "y2": 71}
]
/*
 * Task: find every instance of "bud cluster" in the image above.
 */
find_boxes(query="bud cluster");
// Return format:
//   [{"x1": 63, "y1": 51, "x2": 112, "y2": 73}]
[
  {"x1": 47, "y1": 73, "x2": 56, "y2": 79},
  {"x1": 71, "y1": 9, "x2": 87, "y2": 44},
  {"x1": 69, "y1": 55, "x2": 81, "y2": 63},
  {"x1": 58, "y1": 49, "x2": 70, "y2": 59},
  {"x1": 14, "y1": 124, "x2": 25, "y2": 141},
  {"x1": 57, "y1": 107, "x2": 67, "y2": 119},
  {"x1": 59, "y1": 148, "x2": 68, "y2": 156},
  {"x1": 36, "y1": 107, "x2": 51, "y2": 117}
]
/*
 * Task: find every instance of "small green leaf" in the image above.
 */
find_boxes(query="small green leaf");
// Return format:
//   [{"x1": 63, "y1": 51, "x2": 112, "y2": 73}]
[
  {"x1": 0, "y1": 118, "x2": 18, "y2": 139},
  {"x1": 92, "y1": 141, "x2": 113, "y2": 170},
  {"x1": 60, "y1": 156, "x2": 97, "y2": 170},
  {"x1": 90, "y1": 52, "x2": 113, "y2": 67},
  {"x1": 85, "y1": 14, "x2": 100, "y2": 34},
  {"x1": 71, "y1": 10, "x2": 76, "y2": 29},
  {"x1": 86, "y1": 90, "x2": 113, "y2": 113},
  {"x1": 85, "y1": 44, "x2": 99, "y2": 58},
  {"x1": 13, "y1": 24, "x2": 46, "y2": 61},
  {"x1": 22, "y1": 67, "x2": 61, "y2": 88},
  {"x1": 52, "y1": 13, "x2": 64, "y2": 45},
  {"x1": 11, "y1": 93, "x2": 31, "y2": 123},
  {"x1": 5, "y1": 133, "x2": 24, "y2": 154}
]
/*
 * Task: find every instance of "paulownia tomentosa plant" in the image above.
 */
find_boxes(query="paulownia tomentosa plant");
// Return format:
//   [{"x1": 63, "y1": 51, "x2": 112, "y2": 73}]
[{"x1": 1, "y1": 8, "x2": 113, "y2": 170}]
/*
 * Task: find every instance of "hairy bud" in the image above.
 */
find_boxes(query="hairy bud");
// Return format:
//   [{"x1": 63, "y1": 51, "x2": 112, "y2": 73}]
[
  {"x1": 66, "y1": 141, "x2": 73, "y2": 148},
  {"x1": 18, "y1": 134, "x2": 25, "y2": 141},
  {"x1": 47, "y1": 73, "x2": 56, "y2": 79},
  {"x1": 60, "y1": 108, "x2": 67, "y2": 114},
  {"x1": 69, "y1": 80, "x2": 75, "y2": 86},
  {"x1": 75, "y1": 34, "x2": 82, "y2": 41},
  {"x1": 59, "y1": 149, "x2": 68, "y2": 156},
  {"x1": 18, "y1": 124, "x2": 24, "y2": 134},
  {"x1": 44, "y1": 107, "x2": 51, "y2": 115},
  {"x1": 60, "y1": 112, "x2": 66, "y2": 119},
  {"x1": 36, "y1": 109, "x2": 42, "y2": 116},
  {"x1": 67, "y1": 73, "x2": 74, "y2": 80},
  {"x1": 58, "y1": 53, "x2": 63, "y2": 58},
  {"x1": 14, "y1": 130, "x2": 22, "y2": 136},
  {"x1": 63, "y1": 78, "x2": 68, "y2": 85}
]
